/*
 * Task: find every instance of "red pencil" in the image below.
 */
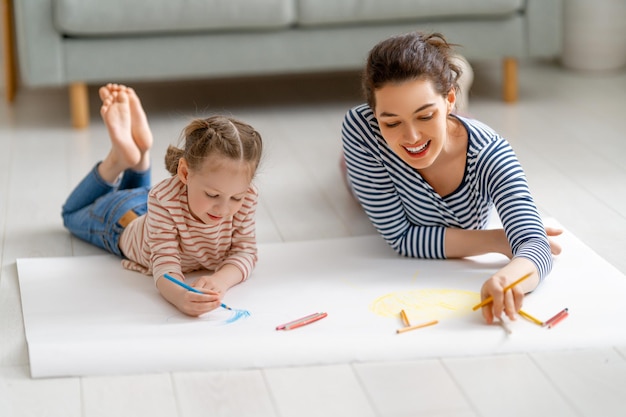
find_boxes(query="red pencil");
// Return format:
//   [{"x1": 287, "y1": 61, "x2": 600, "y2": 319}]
[
  {"x1": 543, "y1": 308, "x2": 568, "y2": 327},
  {"x1": 276, "y1": 312, "x2": 328, "y2": 331},
  {"x1": 547, "y1": 311, "x2": 569, "y2": 329},
  {"x1": 275, "y1": 313, "x2": 319, "y2": 330}
]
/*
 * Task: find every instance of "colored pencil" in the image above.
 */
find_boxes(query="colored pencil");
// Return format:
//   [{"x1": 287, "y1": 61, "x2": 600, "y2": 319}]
[
  {"x1": 472, "y1": 272, "x2": 533, "y2": 311},
  {"x1": 277, "y1": 312, "x2": 328, "y2": 331},
  {"x1": 163, "y1": 273, "x2": 232, "y2": 310},
  {"x1": 400, "y1": 309, "x2": 411, "y2": 327},
  {"x1": 518, "y1": 309, "x2": 543, "y2": 326},
  {"x1": 547, "y1": 311, "x2": 569, "y2": 329},
  {"x1": 543, "y1": 308, "x2": 569, "y2": 327},
  {"x1": 276, "y1": 313, "x2": 323, "y2": 330},
  {"x1": 396, "y1": 319, "x2": 439, "y2": 334}
]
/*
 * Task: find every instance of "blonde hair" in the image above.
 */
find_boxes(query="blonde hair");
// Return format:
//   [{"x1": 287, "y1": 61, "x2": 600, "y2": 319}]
[{"x1": 165, "y1": 115, "x2": 263, "y2": 178}]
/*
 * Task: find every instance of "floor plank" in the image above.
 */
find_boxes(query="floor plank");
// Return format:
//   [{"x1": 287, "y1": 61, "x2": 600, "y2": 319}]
[
  {"x1": 354, "y1": 360, "x2": 477, "y2": 417},
  {"x1": 81, "y1": 373, "x2": 178, "y2": 417},
  {"x1": 172, "y1": 370, "x2": 277, "y2": 417},
  {"x1": 530, "y1": 348, "x2": 626, "y2": 417},
  {"x1": 0, "y1": 366, "x2": 81, "y2": 417},
  {"x1": 263, "y1": 364, "x2": 377, "y2": 417},
  {"x1": 0, "y1": 264, "x2": 28, "y2": 366},
  {"x1": 442, "y1": 353, "x2": 579, "y2": 417}
]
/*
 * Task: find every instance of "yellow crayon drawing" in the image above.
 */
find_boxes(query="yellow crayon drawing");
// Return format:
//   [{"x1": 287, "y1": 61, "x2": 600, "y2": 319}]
[{"x1": 370, "y1": 289, "x2": 480, "y2": 323}]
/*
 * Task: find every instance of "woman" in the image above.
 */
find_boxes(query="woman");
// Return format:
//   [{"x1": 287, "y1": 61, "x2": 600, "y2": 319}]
[{"x1": 341, "y1": 32, "x2": 561, "y2": 324}]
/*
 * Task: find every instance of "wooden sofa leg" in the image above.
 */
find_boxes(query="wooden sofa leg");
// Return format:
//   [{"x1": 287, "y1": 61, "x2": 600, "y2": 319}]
[
  {"x1": 503, "y1": 57, "x2": 518, "y2": 103},
  {"x1": 2, "y1": 0, "x2": 18, "y2": 102},
  {"x1": 69, "y1": 82, "x2": 89, "y2": 129}
]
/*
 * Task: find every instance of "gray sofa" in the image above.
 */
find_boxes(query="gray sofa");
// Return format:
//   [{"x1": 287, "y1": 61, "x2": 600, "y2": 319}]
[{"x1": 12, "y1": 0, "x2": 562, "y2": 128}]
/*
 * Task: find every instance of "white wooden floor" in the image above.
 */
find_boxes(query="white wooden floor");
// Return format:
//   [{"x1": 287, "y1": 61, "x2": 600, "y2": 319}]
[{"x1": 1, "y1": 59, "x2": 626, "y2": 416}]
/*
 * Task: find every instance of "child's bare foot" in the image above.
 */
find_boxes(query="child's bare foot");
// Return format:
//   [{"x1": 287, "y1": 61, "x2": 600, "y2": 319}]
[
  {"x1": 99, "y1": 83, "x2": 152, "y2": 171},
  {"x1": 125, "y1": 87, "x2": 153, "y2": 171},
  {"x1": 98, "y1": 90, "x2": 141, "y2": 183},
  {"x1": 98, "y1": 83, "x2": 123, "y2": 103}
]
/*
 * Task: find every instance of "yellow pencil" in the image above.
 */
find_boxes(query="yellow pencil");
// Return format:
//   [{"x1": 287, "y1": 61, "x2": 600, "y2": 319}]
[
  {"x1": 400, "y1": 309, "x2": 411, "y2": 327},
  {"x1": 396, "y1": 319, "x2": 439, "y2": 334},
  {"x1": 518, "y1": 309, "x2": 543, "y2": 326},
  {"x1": 472, "y1": 272, "x2": 533, "y2": 311}
]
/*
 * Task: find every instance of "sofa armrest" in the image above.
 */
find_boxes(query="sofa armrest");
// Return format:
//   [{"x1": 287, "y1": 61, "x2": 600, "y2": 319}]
[
  {"x1": 526, "y1": 0, "x2": 563, "y2": 57},
  {"x1": 13, "y1": 0, "x2": 65, "y2": 86}
]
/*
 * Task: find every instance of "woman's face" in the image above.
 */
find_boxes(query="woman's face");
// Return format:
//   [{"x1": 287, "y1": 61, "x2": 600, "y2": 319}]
[
  {"x1": 374, "y1": 78, "x2": 455, "y2": 171},
  {"x1": 178, "y1": 155, "x2": 252, "y2": 225}
]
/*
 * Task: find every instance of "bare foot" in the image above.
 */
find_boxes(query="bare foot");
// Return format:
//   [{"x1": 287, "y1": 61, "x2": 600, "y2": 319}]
[
  {"x1": 99, "y1": 83, "x2": 152, "y2": 171},
  {"x1": 126, "y1": 87, "x2": 153, "y2": 171},
  {"x1": 98, "y1": 90, "x2": 141, "y2": 183},
  {"x1": 98, "y1": 83, "x2": 123, "y2": 102}
]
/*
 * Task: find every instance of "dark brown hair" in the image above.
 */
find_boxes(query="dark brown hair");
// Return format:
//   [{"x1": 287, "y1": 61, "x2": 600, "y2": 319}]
[
  {"x1": 363, "y1": 32, "x2": 461, "y2": 109},
  {"x1": 164, "y1": 115, "x2": 263, "y2": 178}
]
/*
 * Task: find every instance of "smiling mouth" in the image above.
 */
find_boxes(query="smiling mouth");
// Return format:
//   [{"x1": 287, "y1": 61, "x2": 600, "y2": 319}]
[{"x1": 404, "y1": 140, "x2": 430, "y2": 155}]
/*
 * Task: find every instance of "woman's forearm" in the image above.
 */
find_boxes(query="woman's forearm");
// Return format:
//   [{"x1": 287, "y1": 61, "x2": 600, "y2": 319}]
[{"x1": 444, "y1": 228, "x2": 512, "y2": 259}]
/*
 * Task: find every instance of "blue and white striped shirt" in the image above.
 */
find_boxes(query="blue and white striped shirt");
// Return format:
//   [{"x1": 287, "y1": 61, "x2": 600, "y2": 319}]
[{"x1": 342, "y1": 104, "x2": 552, "y2": 280}]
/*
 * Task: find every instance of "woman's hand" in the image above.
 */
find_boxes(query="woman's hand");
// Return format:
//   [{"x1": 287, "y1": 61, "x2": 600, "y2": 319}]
[
  {"x1": 479, "y1": 258, "x2": 540, "y2": 324},
  {"x1": 546, "y1": 227, "x2": 563, "y2": 255},
  {"x1": 480, "y1": 274, "x2": 525, "y2": 323}
]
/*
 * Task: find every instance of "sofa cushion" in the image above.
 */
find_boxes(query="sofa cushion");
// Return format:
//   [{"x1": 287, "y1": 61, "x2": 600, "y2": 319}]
[
  {"x1": 297, "y1": 0, "x2": 525, "y2": 26},
  {"x1": 53, "y1": 0, "x2": 296, "y2": 36}
]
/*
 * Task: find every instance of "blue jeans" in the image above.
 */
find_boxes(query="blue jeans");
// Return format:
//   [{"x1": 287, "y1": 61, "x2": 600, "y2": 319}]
[{"x1": 61, "y1": 163, "x2": 151, "y2": 257}]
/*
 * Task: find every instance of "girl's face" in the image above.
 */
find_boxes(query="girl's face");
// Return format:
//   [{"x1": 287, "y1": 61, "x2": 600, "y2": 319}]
[
  {"x1": 374, "y1": 78, "x2": 455, "y2": 171},
  {"x1": 178, "y1": 155, "x2": 252, "y2": 225}
]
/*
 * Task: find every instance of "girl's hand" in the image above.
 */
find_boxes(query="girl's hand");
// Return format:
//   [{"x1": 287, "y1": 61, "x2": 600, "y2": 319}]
[
  {"x1": 156, "y1": 276, "x2": 223, "y2": 317},
  {"x1": 172, "y1": 287, "x2": 222, "y2": 317},
  {"x1": 193, "y1": 264, "x2": 246, "y2": 298},
  {"x1": 193, "y1": 275, "x2": 230, "y2": 297}
]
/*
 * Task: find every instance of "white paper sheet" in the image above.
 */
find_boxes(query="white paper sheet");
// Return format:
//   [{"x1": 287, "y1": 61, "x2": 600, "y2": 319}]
[{"x1": 17, "y1": 230, "x2": 626, "y2": 378}]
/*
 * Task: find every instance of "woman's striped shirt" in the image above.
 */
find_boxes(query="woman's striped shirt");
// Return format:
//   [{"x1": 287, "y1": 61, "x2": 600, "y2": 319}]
[
  {"x1": 119, "y1": 175, "x2": 258, "y2": 284},
  {"x1": 341, "y1": 104, "x2": 552, "y2": 280}
]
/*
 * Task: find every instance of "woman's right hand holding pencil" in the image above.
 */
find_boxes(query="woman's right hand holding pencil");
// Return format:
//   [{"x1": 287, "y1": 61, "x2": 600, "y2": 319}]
[{"x1": 476, "y1": 258, "x2": 540, "y2": 324}]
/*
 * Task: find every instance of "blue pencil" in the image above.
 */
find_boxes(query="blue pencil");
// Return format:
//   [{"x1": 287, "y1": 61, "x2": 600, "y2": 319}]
[{"x1": 163, "y1": 273, "x2": 232, "y2": 310}]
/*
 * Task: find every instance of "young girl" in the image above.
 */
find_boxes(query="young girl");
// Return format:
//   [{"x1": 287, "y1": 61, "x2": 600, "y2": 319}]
[
  {"x1": 62, "y1": 84, "x2": 263, "y2": 317},
  {"x1": 341, "y1": 32, "x2": 562, "y2": 324}
]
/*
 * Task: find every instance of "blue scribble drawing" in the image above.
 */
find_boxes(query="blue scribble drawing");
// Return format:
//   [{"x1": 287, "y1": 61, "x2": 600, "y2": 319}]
[
  {"x1": 224, "y1": 308, "x2": 251, "y2": 324},
  {"x1": 165, "y1": 307, "x2": 250, "y2": 326},
  {"x1": 161, "y1": 275, "x2": 251, "y2": 325}
]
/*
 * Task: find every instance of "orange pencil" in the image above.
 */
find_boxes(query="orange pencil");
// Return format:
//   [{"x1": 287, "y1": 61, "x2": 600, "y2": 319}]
[
  {"x1": 472, "y1": 272, "x2": 533, "y2": 311},
  {"x1": 396, "y1": 319, "x2": 439, "y2": 334},
  {"x1": 400, "y1": 309, "x2": 411, "y2": 327}
]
